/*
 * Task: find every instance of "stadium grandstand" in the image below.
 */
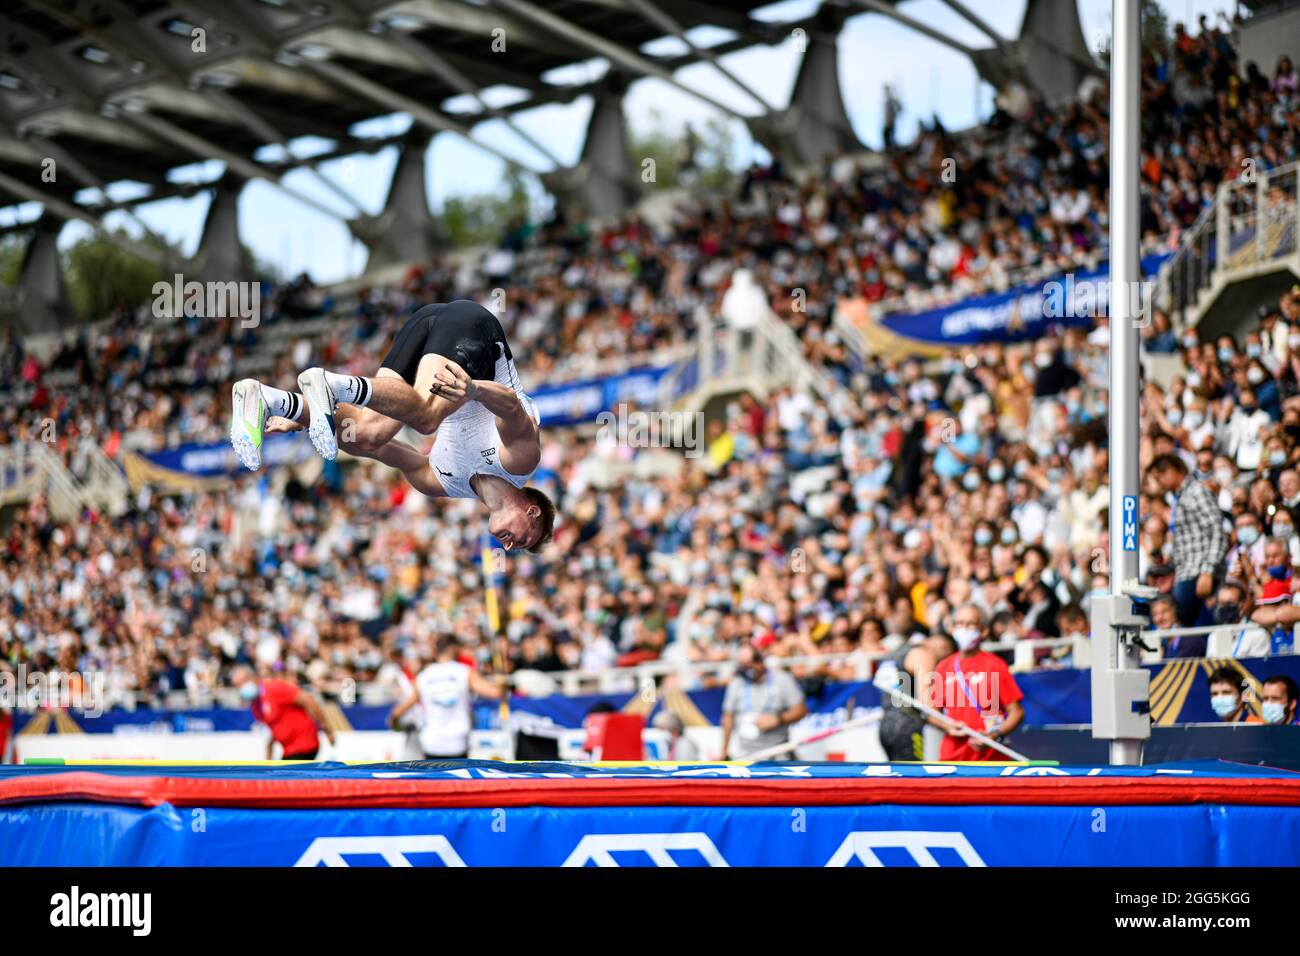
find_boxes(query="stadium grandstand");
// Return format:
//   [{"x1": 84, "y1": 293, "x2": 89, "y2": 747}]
[{"x1": 0, "y1": 0, "x2": 1299, "y2": 880}]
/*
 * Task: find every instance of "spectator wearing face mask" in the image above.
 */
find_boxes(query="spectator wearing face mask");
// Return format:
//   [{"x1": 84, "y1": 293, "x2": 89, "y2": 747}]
[
  {"x1": 1256, "y1": 535, "x2": 1295, "y2": 602},
  {"x1": 1208, "y1": 581, "x2": 1269, "y2": 658},
  {"x1": 1180, "y1": 397, "x2": 1215, "y2": 452},
  {"x1": 1272, "y1": 511, "x2": 1300, "y2": 565},
  {"x1": 231, "y1": 665, "x2": 335, "y2": 760},
  {"x1": 1228, "y1": 512, "x2": 1266, "y2": 578},
  {"x1": 1260, "y1": 675, "x2": 1299, "y2": 725},
  {"x1": 1225, "y1": 389, "x2": 1270, "y2": 471},
  {"x1": 1262, "y1": 435, "x2": 1292, "y2": 483},
  {"x1": 1206, "y1": 667, "x2": 1263, "y2": 724},
  {"x1": 719, "y1": 642, "x2": 807, "y2": 759},
  {"x1": 1246, "y1": 360, "x2": 1281, "y2": 420},
  {"x1": 927, "y1": 603, "x2": 1024, "y2": 761}
]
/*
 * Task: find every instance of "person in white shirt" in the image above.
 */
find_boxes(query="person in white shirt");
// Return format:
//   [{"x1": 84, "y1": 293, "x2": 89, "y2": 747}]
[
  {"x1": 1225, "y1": 388, "x2": 1270, "y2": 472},
  {"x1": 389, "y1": 635, "x2": 503, "y2": 759},
  {"x1": 1180, "y1": 396, "x2": 1216, "y2": 452}
]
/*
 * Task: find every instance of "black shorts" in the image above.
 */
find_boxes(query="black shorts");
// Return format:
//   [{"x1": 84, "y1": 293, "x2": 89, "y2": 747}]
[
  {"x1": 879, "y1": 710, "x2": 926, "y2": 762},
  {"x1": 380, "y1": 299, "x2": 512, "y2": 385}
]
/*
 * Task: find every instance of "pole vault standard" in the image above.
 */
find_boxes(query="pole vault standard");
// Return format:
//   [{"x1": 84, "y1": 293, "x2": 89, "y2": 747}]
[{"x1": 1090, "y1": 0, "x2": 1151, "y2": 766}]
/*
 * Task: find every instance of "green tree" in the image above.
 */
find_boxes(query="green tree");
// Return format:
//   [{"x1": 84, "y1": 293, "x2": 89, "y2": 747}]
[
  {"x1": 629, "y1": 112, "x2": 739, "y2": 192},
  {"x1": 1141, "y1": 0, "x2": 1171, "y2": 59},
  {"x1": 629, "y1": 122, "x2": 683, "y2": 189},
  {"x1": 440, "y1": 167, "x2": 535, "y2": 247},
  {"x1": 693, "y1": 116, "x2": 740, "y2": 191},
  {"x1": 61, "y1": 231, "x2": 168, "y2": 320},
  {"x1": 0, "y1": 235, "x2": 25, "y2": 287}
]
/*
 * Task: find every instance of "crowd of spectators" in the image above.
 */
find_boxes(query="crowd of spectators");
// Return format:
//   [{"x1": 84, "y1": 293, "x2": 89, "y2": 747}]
[{"x1": 1, "y1": 17, "x2": 1299, "y2": 714}]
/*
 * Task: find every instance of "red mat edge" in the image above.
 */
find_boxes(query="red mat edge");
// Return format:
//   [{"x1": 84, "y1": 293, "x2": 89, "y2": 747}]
[{"x1": 2, "y1": 772, "x2": 1299, "y2": 810}]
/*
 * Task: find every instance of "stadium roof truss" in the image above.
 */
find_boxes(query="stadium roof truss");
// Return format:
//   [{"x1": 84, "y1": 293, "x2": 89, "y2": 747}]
[{"x1": 0, "y1": 0, "x2": 1095, "y2": 332}]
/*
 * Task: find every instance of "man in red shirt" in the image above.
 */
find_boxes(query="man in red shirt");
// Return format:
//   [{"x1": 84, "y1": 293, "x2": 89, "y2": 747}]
[
  {"x1": 925, "y1": 604, "x2": 1024, "y2": 761},
  {"x1": 0, "y1": 705, "x2": 11, "y2": 764},
  {"x1": 232, "y1": 667, "x2": 335, "y2": 760}
]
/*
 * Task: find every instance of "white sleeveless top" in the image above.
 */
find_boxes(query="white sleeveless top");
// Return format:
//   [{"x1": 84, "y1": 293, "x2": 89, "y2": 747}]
[
  {"x1": 415, "y1": 660, "x2": 471, "y2": 756},
  {"x1": 427, "y1": 345, "x2": 537, "y2": 500}
]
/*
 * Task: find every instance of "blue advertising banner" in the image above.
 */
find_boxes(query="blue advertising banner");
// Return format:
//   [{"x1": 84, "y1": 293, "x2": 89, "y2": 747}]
[
  {"x1": 13, "y1": 655, "x2": 1298, "y2": 735},
  {"x1": 122, "y1": 432, "x2": 316, "y2": 488},
  {"x1": 878, "y1": 254, "x2": 1171, "y2": 347},
  {"x1": 528, "y1": 364, "x2": 675, "y2": 427},
  {"x1": 2, "y1": 799, "x2": 1295, "y2": 866}
]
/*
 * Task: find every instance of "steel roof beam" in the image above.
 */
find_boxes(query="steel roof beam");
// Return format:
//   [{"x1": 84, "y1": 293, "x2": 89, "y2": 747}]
[
  {"x1": 115, "y1": 105, "x2": 350, "y2": 221},
  {"x1": 286, "y1": 50, "x2": 543, "y2": 173},
  {"x1": 0, "y1": 167, "x2": 168, "y2": 266},
  {"x1": 488, "y1": 0, "x2": 753, "y2": 120},
  {"x1": 622, "y1": 0, "x2": 772, "y2": 111}
]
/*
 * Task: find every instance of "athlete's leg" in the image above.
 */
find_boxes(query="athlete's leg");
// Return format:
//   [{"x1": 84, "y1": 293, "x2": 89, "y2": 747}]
[
  {"x1": 338, "y1": 361, "x2": 466, "y2": 444},
  {"x1": 339, "y1": 364, "x2": 459, "y2": 434},
  {"x1": 333, "y1": 369, "x2": 406, "y2": 455},
  {"x1": 299, "y1": 354, "x2": 469, "y2": 459}
]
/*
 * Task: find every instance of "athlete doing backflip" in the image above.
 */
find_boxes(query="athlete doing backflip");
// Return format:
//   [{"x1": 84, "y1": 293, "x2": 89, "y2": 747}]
[{"x1": 230, "y1": 299, "x2": 555, "y2": 552}]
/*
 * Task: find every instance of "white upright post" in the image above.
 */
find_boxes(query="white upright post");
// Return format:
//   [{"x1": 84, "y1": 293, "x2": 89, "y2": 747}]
[
  {"x1": 1092, "y1": 0, "x2": 1148, "y2": 766},
  {"x1": 1110, "y1": 0, "x2": 1140, "y2": 594}
]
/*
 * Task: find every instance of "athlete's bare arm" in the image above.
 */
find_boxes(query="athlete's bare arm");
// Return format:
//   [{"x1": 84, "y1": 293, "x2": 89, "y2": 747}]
[
  {"x1": 467, "y1": 669, "x2": 503, "y2": 700},
  {"x1": 467, "y1": 379, "x2": 541, "y2": 475},
  {"x1": 389, "y1": 687, "x2": 419, "y2": 727},
  {"x1": 378, "y1": 438, "x2": 447, "y2": 498}
]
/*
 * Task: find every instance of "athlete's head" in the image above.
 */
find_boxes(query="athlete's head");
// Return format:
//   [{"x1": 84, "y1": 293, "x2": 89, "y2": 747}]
[{"x1": 489, "y1": 486, "x2": 556, "y2": 552}]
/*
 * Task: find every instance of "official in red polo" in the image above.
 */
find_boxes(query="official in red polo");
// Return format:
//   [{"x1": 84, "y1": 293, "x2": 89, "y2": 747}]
[
  {"x1": 232, "y1": 666, "x2": 335, "y2": 760},
  {"x1": 926, "y1": 603, "x2": 1024, "y2": 761}
]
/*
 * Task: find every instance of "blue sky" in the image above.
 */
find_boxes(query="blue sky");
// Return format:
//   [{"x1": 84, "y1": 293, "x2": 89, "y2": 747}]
[{"x1": 9, "y1": 0, "x2": 1235, "y2": 283}]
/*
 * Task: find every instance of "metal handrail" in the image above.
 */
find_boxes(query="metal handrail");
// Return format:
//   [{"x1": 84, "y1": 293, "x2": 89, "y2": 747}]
[
  {"x1": 1160, "y1": 159, "x2": 1300, "y2": 323},
  {"x1": 20, "y1": 444, "x2": 84, "y2": 522},
  {"x1": 84, "y1": 445, "x2": 130, "y2": 516}
]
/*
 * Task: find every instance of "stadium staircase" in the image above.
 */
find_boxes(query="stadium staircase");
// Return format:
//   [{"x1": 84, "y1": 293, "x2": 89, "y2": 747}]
[
  {"x1": 1158, "y1": 160, "x2": 1299, "y2": 332},
  {"x1": 0, "y1": 441, "x2": 129, "y2": 521},
  {"x1": 658, "y1": 305, "x2": 847, "y2": 418}
]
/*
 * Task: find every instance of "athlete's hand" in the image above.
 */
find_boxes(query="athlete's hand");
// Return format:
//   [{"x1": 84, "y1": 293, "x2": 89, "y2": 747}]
[
  {"x1": 265, "y1": 416, "x2": 304, "y2": 434},
  {"x1": 427, "y1": 355, "x2": 474, "y2": 401}
]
